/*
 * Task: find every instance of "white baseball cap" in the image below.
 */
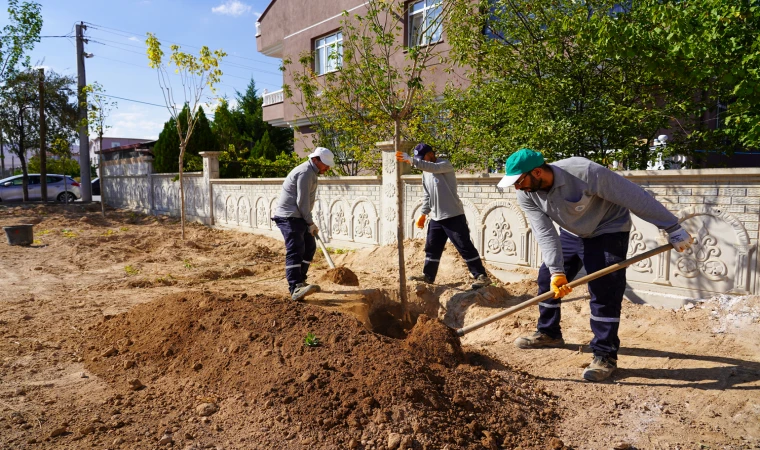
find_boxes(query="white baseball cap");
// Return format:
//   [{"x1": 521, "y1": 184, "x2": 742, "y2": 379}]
[{"x1": 308, "y1": 147, "x2": 335, "y2": 167}]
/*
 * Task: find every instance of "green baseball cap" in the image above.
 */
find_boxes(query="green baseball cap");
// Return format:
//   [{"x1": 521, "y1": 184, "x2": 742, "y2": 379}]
[{"x1": 497, "y1": 148, "x2": 545, "y2": 188}]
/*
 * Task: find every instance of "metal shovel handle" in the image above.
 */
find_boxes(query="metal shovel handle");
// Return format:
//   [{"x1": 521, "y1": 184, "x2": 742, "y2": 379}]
[
  {"x1": 315, "y1": 234, "x2": 336, "y2": 269},
  {"x1": 455, "y1": 243, "x2": 673, "y2": 337}
]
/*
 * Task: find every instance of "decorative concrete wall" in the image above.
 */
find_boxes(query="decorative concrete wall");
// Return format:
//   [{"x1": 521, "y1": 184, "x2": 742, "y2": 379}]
[
  {"x1": 101, "y1": 156, "x2": 154, "y2": 177},
  {"x1": 102, "y1": 147, "x2": 760, "y2": 308}
]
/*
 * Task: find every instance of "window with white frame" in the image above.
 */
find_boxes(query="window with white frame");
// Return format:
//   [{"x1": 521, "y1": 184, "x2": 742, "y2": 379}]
[
  {"x1": 408, "y1": 0, "x2": 443, "y2": 47},
  {"x1": 314, "y1": 31, "x2": 343, "y2": 76}
]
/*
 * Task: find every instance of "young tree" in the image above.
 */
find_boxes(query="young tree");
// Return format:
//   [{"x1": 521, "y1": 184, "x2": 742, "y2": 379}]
[
  {"x1": 81, "y1": 82, "x2": 117, "y2": 215},
  {"x1": 286, "y1": 0, "x2": 454, "y2": 316},
  {"x1": 0, "y1": 69, "x2": 76, "y2": 200},
  {"x1": 0, "y1": 1, "x2": 43, "y2": 179},
  {"x1": 146, "y1": 33, "x2": 225, "y2": 239},
  {"x1": 0, "y1": 0, "x2": 43, "y2": 81}
]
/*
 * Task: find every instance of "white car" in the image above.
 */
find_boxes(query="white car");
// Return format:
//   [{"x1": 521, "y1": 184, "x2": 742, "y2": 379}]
[{"x1": 0, "y1": 174, "x2": 82, "y2": 202}]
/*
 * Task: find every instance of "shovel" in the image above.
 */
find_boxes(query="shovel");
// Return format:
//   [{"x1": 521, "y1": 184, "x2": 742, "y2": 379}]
[
  {"x1": 315, "y1": 234, "x2": 336, "y2": 269},
  {"x1": 455, "y1": 243, "x2": 673, "y2": 337}
]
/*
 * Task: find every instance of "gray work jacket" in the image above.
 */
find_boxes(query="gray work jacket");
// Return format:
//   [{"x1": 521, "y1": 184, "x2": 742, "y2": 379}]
[
  {"x1": 413, "y1": 157, "x2": 465, "y2": 221},
  {"x1": 273, "y1": 160, "x2": 319, "y2": 225},
  {"x1": 517, "y1": 157, "x2": 681, "y2": 274}
]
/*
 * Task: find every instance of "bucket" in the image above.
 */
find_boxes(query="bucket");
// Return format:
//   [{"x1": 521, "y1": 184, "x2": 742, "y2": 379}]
[{"x1": 4, "y1": 224, "x2": 34, "y2": 246}]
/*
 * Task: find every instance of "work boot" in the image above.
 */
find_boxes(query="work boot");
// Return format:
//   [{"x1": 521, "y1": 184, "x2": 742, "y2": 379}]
[
  {"x1": 292, "y1": 283, "x2": 320, "y2": 301},
  {"x1": 582, "y1": 355, "x2": 617, "y2": 382},
  {"x1": 471, "y1": 274, "x2": 492, "y2": 290},
  {"x1": 514, "y1": 331, "x2": 565, "y2": 349},
  {"x1": 408, "y1": 274, "x2": 433, "y2": 284}
]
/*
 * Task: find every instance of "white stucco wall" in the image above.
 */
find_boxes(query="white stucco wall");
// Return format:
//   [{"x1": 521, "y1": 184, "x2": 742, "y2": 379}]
[{"x1": 102, "y1": 151, "x2": 760, "y2": 309}]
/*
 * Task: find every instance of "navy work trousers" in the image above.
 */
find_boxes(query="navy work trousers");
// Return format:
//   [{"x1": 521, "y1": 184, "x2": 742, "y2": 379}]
[
  {"x1": 536, "y1": 229, "x2": 630, "y2": 360},
  {"x1": 423, "y1": 214, "x2": 486, "y2": 281},
  {"x1": 272, "y1": 217, "x2": 316, "y2": 295}
]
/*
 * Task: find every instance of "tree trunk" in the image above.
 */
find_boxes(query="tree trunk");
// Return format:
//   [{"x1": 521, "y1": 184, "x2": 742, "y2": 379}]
[
  {"x1": 394, "y1": 118, "x2": 409, "y2": 320},
  {"x1": 0, "y1": 132, "x2": 5, "y2": 177},
  {"x1": 179, "y1": 143, "x2": 186, "y2": 240},
  {"x1": 19, "y1": 115, "x2": 28, "y2": 201},
  {"x1": 99, "y1": 133, "x2": 106, "y2": 217},
  {"x1": 20, "y1": 151, "x2": 28, "y2": 201}
]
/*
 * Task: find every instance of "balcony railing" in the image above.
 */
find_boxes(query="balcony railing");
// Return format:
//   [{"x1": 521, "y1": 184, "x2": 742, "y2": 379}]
[{"x1": 262, "y1": 89, "x2": 284, "y2": 106}]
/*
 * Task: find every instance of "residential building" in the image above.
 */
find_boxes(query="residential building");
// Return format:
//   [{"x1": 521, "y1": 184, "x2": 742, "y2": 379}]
[
  {"x1": 96, "y1": 140, "x2": 157, "y2": 177},
  {"x1": 89, "y1": 137, "x2": 151, "y2": 168},
  {"x1": 256, "y1": 0, "x2": 466, "y2": 156}
]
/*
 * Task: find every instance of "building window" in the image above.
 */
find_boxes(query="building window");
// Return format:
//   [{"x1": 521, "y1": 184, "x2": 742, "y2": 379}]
[
  {"x1": 111, "y1": 142, "x2": 121, "y2": 148},
  {"x1": 409, "y1": 0, "x2": 443, "y2": 47},
  {"x1": 315, "y1": 31, "x2": 343, "y2": 75}
]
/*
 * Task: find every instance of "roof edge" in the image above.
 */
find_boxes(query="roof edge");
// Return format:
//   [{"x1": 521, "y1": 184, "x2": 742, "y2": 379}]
[{"x1": 258, "y1": 0, "x2": 277, "y2": 23}]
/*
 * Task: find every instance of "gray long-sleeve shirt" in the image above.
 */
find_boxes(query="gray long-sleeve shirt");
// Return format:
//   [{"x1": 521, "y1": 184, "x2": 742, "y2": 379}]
[
  {"x1": 412, "y1": 157, "x2": 465, "y2": 221},
  {"x1": 517, "y1": 157, "x2": 682, "y2": 274},
  {"x1": 273, "y1": 160, "x2": 319, "y2": 224}
]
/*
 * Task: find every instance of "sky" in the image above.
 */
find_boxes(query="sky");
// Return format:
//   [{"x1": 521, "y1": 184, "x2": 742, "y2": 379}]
[{"x1": 2, "y1": 0, "x2": 284, "y2": 142}]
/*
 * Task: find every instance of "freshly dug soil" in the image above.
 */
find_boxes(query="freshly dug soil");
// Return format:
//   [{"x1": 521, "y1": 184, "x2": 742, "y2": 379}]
[
  {"x1": 404, "y1": 314, "x2": 464, "y2": 368},
  {"x1": 324, "y1": 266, "x2": 360, "y2": 286},
  {"x1": 5, "y1": 205, "x2": 758, "y2": 450},
  {"x1": 82, "y1": 291, "x2": 562, "y2": 450}
]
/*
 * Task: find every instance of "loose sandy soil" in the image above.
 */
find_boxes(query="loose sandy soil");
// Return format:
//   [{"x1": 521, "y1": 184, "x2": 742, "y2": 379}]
[{"x1": 1, "y1": 203, "x2": 759, "y2": 450}]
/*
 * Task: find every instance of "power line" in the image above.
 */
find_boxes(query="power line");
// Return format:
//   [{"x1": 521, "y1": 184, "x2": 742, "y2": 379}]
[
  {"x1": 88, "y1": 54, "x2": 283, "y2": 89},
  {"x1": 87, "y1": 40, "x2": 283, "y2": 83},
  {"x1": 88, "y1": 31, "x2": 281, "y2": 75},
  {"x1": 98, "y1": 93, "x2": 167, "y2": 108},
  {"x1": 0, "y1": 34, "x2": 73, "y2": 38},
  {"x1": 83, "y1": 22, "x2": 281, "y2": 67}
]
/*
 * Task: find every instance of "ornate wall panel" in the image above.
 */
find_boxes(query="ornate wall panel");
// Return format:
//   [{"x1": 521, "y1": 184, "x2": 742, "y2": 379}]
[
  {"x1": 329, "y1": 198, "x2": 352, "y2": 241},
  {"x1": 352, "y1": 197, "x2": 379, "y2": 245},
  {"x1": 480, "y1": 200, "x2": 531, "y2": 266}
]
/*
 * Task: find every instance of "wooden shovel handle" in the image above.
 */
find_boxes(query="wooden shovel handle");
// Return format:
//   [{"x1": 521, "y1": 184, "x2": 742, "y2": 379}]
[{"x1": 455, "y1": 244, "x2": 672, "y2": 337}]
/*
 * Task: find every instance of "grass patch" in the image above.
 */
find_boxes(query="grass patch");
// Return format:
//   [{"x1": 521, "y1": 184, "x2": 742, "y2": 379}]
[{"x1": 124, "y1": 265, "x2": 140, "y2": 276}]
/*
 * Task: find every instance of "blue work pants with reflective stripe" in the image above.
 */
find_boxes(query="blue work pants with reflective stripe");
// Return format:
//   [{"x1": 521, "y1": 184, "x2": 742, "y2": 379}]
[
  {"x1": 272, "y1": 217, "x2": 316, "y2": 295},
  {"x1": 536, "y1": 229, "x2": 629, "y2": 359},
  {"x1": 423, "y1": 214, "x2": 486, "y2": 282}
]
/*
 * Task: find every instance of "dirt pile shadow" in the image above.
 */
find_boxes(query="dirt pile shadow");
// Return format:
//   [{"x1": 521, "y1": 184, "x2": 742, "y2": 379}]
[{"x1": 83, "y1": 290, "x2": 564, "y2": 450}]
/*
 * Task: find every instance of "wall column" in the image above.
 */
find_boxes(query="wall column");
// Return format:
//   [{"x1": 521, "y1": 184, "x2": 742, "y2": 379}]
[
  {"x1": 199, "y1": 151, "x2": 221, "y2": 225},
  {"x1": 377, "y1": 141, "x2": 413, "y2": 245}
]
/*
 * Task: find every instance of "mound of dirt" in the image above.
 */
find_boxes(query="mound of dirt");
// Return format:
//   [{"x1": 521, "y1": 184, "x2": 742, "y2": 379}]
[
  {"x1": 403, "y1": 314, "x2": 464, "y2": 367},
  {"x1": 324, "y1": 266, "x2": 360, "y2": 286},
  {"x1": 83, "y1": 291, "x2": 562, "y2": 449}
]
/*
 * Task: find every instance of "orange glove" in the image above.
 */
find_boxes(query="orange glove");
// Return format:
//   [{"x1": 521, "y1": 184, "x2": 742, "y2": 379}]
[
  {"x1": 550, "y1": 273, "x2": 572, "y2": 299},
  {"x1": 396, "y1": 151, "x2": 411, "y2": 164},
  {"x1": 415, "y1": 214, "x2": 427, "y2": 229}
]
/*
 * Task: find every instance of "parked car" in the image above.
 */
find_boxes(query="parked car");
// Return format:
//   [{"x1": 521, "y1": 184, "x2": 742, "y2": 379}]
[
  {"x1": 91, "y1": 177, "x2": 100, "y2": 196},
  {"x1": 0, "y1": 174, "x2": 82, "y2": 202}
]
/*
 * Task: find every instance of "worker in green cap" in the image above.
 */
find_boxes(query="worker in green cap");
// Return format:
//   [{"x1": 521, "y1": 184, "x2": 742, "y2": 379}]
[{"x1": 498, "y1": 148, "x2": 694, "y2": 382}]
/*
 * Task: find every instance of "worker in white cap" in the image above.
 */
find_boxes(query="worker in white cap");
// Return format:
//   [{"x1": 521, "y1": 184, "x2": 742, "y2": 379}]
[{"x1": 272, "y1": 147, "x2": 335, "y2": 301}]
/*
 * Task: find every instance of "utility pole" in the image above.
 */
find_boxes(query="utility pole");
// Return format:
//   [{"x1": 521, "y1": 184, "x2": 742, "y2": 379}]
[
  {"x1": 76, "y1": 22, "x2": 92, "y2": 202},
  {"x1": 39, "y1": 68, "x2": 47, "y2": 202}
]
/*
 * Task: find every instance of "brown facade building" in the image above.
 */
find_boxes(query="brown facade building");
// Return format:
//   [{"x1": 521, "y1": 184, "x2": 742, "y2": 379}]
[{"x1": 256, "y1": 0, "x2": 466, "y2": 156}]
